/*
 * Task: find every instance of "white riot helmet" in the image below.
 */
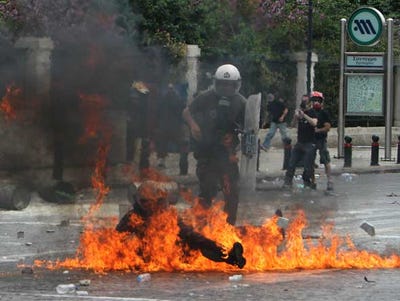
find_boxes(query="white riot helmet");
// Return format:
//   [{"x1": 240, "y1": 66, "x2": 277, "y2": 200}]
[{"x1": 213, "y1": 64, "x2": 242, "y2": 96}]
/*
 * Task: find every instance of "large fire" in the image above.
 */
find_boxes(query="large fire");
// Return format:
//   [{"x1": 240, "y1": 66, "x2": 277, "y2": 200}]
[
  {"x1": 33, "y1": 91, "x2": 400, "y2": 274},
  {"x1": 34, "y1": 156, "x2": 400, "y2": 273}
]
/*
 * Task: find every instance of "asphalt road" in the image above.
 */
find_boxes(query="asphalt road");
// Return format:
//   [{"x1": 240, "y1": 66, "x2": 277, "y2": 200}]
[{"x1": 1, "y1": 172, "x2": 400, "y2": 300}]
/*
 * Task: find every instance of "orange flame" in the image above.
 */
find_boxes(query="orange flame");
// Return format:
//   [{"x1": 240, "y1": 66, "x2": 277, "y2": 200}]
[
  {"x1": 76, "y1": 93, "x2": 112, "y2": 221},
  {"x1": 78, "y1": 93, "x2": 109, "y2": 144},
  {"x1": 34, "y1": 199, "x2": 400, "y2": 274},
  {"x1": 0, "y1": 84, "x2": 21, "y2": 121}
]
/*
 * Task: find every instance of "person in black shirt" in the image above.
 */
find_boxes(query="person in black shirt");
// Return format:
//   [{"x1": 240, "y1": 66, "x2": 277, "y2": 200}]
[
  {"x1": 283, "y1": 94, "x2": 318, "y2": 189},
  {"x1": 311, "y1": 91, "x2": 333, "y2": 191},
  {"x1": 260, "y1": 93, "x2": 290, "y2": 151}
]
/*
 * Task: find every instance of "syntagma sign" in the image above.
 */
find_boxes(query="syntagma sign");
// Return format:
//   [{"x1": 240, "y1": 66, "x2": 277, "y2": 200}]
[
  {"x1": 345, "y1": 52, "x2": 384, "y2": 70},
  {"x1": 346, "y1": 73, "x2": 384, "y2": 116}
]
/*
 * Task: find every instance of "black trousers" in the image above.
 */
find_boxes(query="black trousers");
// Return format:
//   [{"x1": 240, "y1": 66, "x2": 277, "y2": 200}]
[
  {"x1": 284, "y1": 142, "x2": 316, "y2": 185},
  {"x1": 195, "y1": 154, "x2": 239, "y2": 225}
]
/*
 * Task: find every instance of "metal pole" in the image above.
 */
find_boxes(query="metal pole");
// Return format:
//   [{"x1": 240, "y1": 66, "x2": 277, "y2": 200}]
[
  {"x1": 338, "y1": 18, "x2": 346, "y2": 158},
  {"x1": 384, "y1": 18, "x2": 393, "y2": 160},
  {"x1": 306, "y1": 0, "x2": 313, "y2": 95}
]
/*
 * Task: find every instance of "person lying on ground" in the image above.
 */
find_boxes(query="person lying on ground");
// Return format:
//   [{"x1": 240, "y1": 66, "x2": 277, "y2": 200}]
[{"x1": 116, "y1": 181, "x2": 246, "y2": 269}]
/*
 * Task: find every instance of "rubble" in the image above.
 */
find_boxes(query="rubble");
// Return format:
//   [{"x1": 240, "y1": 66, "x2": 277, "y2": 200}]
[{"x1": 360, "y1": 221, "x2": 375, "y2": 236}]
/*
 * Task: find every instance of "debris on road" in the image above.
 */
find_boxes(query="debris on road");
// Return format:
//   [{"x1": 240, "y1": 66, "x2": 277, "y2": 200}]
[
  {"x1": 17, "y1": 231, "x2": 24, "y2": 239},
  {"x1": 137, "y1": 273, "x2": 151, "y2": 283},
  {"x1": 79, "y1": 279, "x2": 91, "y2": 286},
  {"x1": 20, "y1": 266, "x2": 33, "y2": 274},
  {"x1": 59, "y1": 220, "x2": 70, "y2": 227},
  {"x1": 364, "y1": 276, "x2": 376, "y2": 283},
  {"x1": 360, "y1": 221, "x2": 376, "y2": 236},
  {"x1": 228, "y1": 274, "x2": 243, "y2": 281},
  {"x1": 56, "y1": 283, "x2": 76, "y2": 294}
]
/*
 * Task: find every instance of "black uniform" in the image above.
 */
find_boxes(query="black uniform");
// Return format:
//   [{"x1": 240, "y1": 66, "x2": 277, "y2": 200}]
[{"x1": 188, "y1": 89, "x2": 246, "y2": 225}]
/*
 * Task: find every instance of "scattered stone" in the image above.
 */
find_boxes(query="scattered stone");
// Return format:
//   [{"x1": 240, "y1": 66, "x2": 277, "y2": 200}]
[
  {"x1": 46, "y1": 229, "x2": 55, "y2": 233},
  {"x1": 228, "y1": 274, "x2": 243, "y2": 281},
  {"x1": 364, "y1": 276, "x2": 376, "y2": 283},
  {"x1": 21, "y1": 267, "x2": 33, "y2": 274},
  {"x1": 360, "y1": 221, "x2": 375, "y2": 236},
  {"x1": 56, "y1": 284, "x2": 76, "y2": 294},
  {"x1": 59, "y1": 220, "x2": 70, "y2": 227},
  {"x1": 76, "y1": 290, "x2": 89, "y2": 296},
  {"x1": 17, "y1": 231, "x2": 24, "y2": 239},
  {"x1": 25, "y1": 242, "x2": 32, "y2": 246},
  {"x1": 79, "y1": 279, "x2": 91, "y2": 286}
]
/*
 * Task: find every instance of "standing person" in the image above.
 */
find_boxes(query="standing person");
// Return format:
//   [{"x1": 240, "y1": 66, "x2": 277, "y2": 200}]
[
  {"x1": 155, "y1": 83, "x2": 189, "y2": 175},
  {"x1": 126, "y1": 81, "x2": 152, "y2": 170},
  {"x1": 283, "y1": 94, "x2": 318, "y2": 189},
  {"x1": 260, "y1": 93, "x2": 290, "y2": 151},
  {"x1": 311, "y1": 91, "x2": 333, "y2": 191},
  {"x1": 182, "y1": 64, "x2": 246, "y2": 225}
]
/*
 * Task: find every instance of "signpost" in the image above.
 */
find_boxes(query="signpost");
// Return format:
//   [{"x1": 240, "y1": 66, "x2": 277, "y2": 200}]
[{"x1": 338, "y1": 7, "x2": 394, "y2": 161}]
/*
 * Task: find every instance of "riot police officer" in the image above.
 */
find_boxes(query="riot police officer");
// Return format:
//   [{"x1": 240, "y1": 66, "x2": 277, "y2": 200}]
[{"x1": 183, "y1": 64, "x2": 246, "y2": 225}]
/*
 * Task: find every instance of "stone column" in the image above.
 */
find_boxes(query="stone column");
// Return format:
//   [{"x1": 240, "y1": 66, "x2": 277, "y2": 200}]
[
  {"x1": 15, "y1": 37, "x2": 54, "y2": 103},
  {"x1": 293, "y1": 51, "x2": 318, "y2": 108},
  {"x1": 185, "y1": 44, "x2": 201, "y2": 104},
  {"x1": 393, "y1": 58, "x2": 400, "y2": 126}
]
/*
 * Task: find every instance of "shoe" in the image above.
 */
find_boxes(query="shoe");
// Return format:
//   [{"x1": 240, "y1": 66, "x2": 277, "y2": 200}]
[
  {"x1": 327, "y1": 181, "x2": 334, "y2": 191},
  {"x1": 226, "y1": 242, "x2": 246, "y2": 269},
  {"x1": 304, "y1": 181, "x2": 317, "y2": 190},
  {"x1": 260, "y1": 144, "x2": 269, "y2": 152},
  {"x1": 281, "y1": 181, "x2": 292, "y2": 190}
]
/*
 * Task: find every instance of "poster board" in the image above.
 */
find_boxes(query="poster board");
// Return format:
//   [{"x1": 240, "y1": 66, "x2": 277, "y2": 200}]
[{"x1": 345, "y1": 73, "x2": 384, "y2": 116}]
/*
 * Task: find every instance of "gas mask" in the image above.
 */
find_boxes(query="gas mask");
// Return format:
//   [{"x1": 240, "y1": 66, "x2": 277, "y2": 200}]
[{"x1": 313, "y1": 101, "x2": 322, "y2": 111}]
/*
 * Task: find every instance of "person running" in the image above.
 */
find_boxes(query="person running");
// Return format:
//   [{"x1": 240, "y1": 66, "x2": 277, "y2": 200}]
[{"x1": 260, "y1": 93, "x2": 290, "y2": 151}]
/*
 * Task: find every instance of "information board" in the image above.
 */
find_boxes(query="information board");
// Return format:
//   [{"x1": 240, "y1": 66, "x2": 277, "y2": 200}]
[{"x1": 345, "y1": 73, "x2": 384, "y2": 116}]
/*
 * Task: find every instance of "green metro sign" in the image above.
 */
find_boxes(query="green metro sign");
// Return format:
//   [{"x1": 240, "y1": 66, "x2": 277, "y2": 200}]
[{"x1": 348, "y1": 7, "x2": 385, "y2": 46}]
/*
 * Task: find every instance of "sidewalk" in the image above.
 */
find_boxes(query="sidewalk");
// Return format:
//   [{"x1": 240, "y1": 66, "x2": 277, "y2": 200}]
[{"x1": 161, "y1": 145, "x2": 400, "y2": 186}]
